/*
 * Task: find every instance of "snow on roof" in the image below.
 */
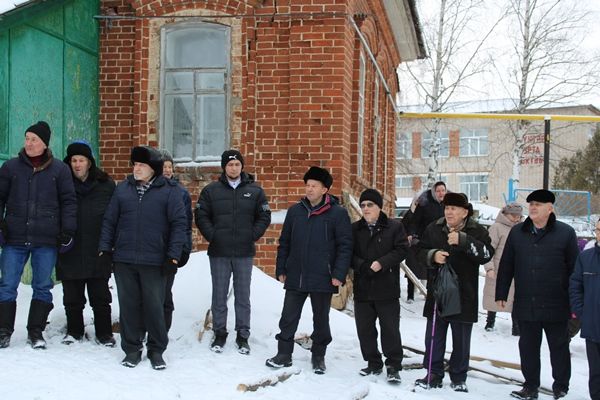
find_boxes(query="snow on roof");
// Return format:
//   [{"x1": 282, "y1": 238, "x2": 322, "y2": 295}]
[{"x1": 0, "y1": 0, "x2": 36, "y2": 16}]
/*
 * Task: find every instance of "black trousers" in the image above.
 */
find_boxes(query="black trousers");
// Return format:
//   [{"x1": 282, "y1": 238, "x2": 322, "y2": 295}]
[
  {"x1": 114, "y1": 263, "x2": 167, "y2": 354},
  {"x1": 354, "y1": 299, "x2": 403, "y2": 369},
  {"x1": 406, "y1": 277, "x2": 414, "y2": 300},
  {"x1": 586, "y1": 339, "x2": 600, "y2": 400},
  {"x1": 62, "y1": 278, "x2": 112, "y2": 338},
  {"x1": 164, "y1": 273, "x2": 175, "y2": 332},
  {"x1": 423, "y1": 315, "x2": 473, "y2": 383},
  {"x1": 518, "y1": 320, "x2": 571, "y2": 392},
  {"x1": 276, "y1": 289, "x2": 332, "y2": 357}
]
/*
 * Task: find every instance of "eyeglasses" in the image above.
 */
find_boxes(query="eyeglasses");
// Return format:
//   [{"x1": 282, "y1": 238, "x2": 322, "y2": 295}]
[{"x1": 360, "y1": 202, "x2": 376, "y2": 209}]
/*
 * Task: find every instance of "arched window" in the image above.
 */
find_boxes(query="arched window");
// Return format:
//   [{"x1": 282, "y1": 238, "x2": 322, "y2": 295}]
[{"x1": 160, "y1": 23, "x2": 230, "y2": 162}]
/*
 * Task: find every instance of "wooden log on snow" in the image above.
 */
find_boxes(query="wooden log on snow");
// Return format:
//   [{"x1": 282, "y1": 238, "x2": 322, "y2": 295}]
[{"x1": 237, "y1": 369, "x2": 301, "y2": 392}]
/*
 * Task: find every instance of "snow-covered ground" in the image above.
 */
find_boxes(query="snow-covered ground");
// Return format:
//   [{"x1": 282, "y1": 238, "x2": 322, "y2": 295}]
[{"x1": 3, "y1": 252, "x2": 591, "y2": 400}]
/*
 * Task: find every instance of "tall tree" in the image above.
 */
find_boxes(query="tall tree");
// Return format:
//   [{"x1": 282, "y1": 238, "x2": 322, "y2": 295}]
[
  {"x1": 398, "y1": 0, "x2": 505, "y2": 187},
  {"x1": 494, "y1": 0, "x2": 600, "y2": 189},
  {"x1": 553, "y1": 126, "x2": 600, "y2": 194}
]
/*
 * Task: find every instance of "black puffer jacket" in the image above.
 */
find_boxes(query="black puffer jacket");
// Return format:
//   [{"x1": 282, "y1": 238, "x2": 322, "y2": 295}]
[
  {"x1": 496, "y1": 214, "x2": 579, "y2": 322},
  {"x1": 276, "y1": 194, "x2": 353, "y2": 293},
  {"x1": 418, "y1": 217, "x2": 494, "y2": 323},
  {"x1": 99, "y1": 175, "x2": 188, "y2": 266},
  {"x1": 0, "y1": 149, "x2": 76, "y2": 247},
  {"x1": 57, "y1": 168, "x2": 115, "y2": 280},
  {"x1": 351, "y1": 212, "x2": 408, "y2": 302},
  {"x1": 195, "y1": 172, "x2": 271, "y2": 257}
]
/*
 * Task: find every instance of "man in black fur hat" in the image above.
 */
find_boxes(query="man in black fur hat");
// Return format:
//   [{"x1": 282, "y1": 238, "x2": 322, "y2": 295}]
[
  {"x1": 414, "y1": 192, "x2": 493, "y2": 392},
  {"x1": 99, "y1": 146, "x2": 187, "y2": 370},
  {"x1": 266, "y1": 166, "x2": 352, "y2": 374},
  {"x1": 496, "y1": 189, "x2": 579, "y2": 400},
  {"x1": 57, "y1": 140, "x2": 116, "y2": 347}
]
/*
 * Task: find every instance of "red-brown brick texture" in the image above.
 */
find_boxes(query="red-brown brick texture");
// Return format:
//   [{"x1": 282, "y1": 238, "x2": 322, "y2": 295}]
[{"x1": 98, "y1": 0, "x2": 403, "y2": 276}]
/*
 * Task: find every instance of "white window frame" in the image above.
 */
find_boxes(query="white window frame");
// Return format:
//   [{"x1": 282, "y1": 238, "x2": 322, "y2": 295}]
[
  {"x1": 395, "y1": 175, "x2": 413, "y2": 189},
  {"x1": 396, "y1": 132, "x2": 412, "y2": 159},
  {"x1": 459, "y1": 174, "x2": 489, "y2": 202},
  {"x1": 160, "y1": 23, "x2": 231, "y2": 162},
  {"x1": 459, "y1": 128, "x2": 489, "y2": 157}
]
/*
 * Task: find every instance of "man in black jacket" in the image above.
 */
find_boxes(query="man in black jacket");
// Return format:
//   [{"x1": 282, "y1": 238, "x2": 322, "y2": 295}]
[
  {"x1": 352, "y1": 189, "x2": 408, "y2": 383},
  {"x1": 195, "y1": 149, "x2": 271, "y2": 354},
  {"x1": 496, "y1": 189, "x2": 579, "y2": 400},
  {"x1": 415, "y1": 192, "x2": 493, "y2": 392},
  {"x1": 0, "y1": 121, "x2": 77, "y2": 349},
  {"x1": 57, "y1": 141, "x2": 116, "y2": 347},
  {"x1": 266, "y1": 166, "x2": 353, "y2": 374},
  {"x1": 99, "y1": 146, "x2": 187, "y2": 370}
]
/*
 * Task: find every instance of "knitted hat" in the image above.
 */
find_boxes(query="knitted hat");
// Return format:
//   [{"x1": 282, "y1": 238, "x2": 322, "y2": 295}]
[
  {"x1": 221, "y1": 149, "x2": 244, "y2": 170},
  {"x1": 25, "y1": 121, "x2": 51, "y2": 147},
  {"x1": 130, "y1": 146, "x2": 164, "y2": 176},
  {"x1": 64, "y1": 140, "x2": 96, "y2": 168},
  {"x1": 526, "y1": 189, "x2": 555, "y2": 204},
  {"x1": 502, "y1": 202, "x2": 523, "y2": 215},
  {"x1": 303, "y1": 166, "x2": 333, "y2": 189},
  {"x1": 359, "y1": 188, "x2": 383, "y2": 209}
]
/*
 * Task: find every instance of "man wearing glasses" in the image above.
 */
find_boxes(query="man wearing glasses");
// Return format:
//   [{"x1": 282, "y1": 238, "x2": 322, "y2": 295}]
[{"x1": 351, "y1": 189, "x2": 408, "y2": 384}]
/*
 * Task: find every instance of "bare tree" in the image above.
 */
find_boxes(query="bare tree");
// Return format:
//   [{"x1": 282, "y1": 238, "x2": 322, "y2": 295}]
[
  {"x1": 397, "y1": 0, "x2": 505, "y2": 188},
  {"x1": 494, "y1": 0, "x2": 600, "y2": 189}
]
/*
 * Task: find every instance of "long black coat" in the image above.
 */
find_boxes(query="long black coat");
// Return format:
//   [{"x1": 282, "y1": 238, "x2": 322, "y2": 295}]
[
  {"x1": 496, "y1": 214, "x2": 579, "y2": 322},
  {"x1": 276, "y1": 194, "x2": 352, "y2": 293},
  {"x1": 351, "y1": 212, "x2": 408, "y2": 302},
  {"x1": 57, "y1": 168, "x2": 115, "y2": 280},
  {"x1": 99, "y1": 175, "x2": 188, "y2": 266},
  {"x1": 195, "y1": 172, "x2": 271, "y2": 257},
  {"x1": 418, "y1": 217, "x2": 494, "y2": 323},
  {"x1": 0, "y1": 149, "x2": 76, "y2": 247}
]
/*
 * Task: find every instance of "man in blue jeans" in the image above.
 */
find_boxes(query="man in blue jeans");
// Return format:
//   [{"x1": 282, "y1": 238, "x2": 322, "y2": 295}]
[{"x1": 0, "y1": 121, "x2": 77, "y2": 349}]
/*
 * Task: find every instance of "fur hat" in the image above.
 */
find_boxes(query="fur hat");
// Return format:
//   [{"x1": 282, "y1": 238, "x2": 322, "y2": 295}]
[
  {"x1": 303, "y1": 166, "x2": 333, "y2": 189},
  {"x1": 25, "y1": 121, "x2": 51, "y2": 147},
  {"x1": 443, "y1": 192, "x2": 474, "y2": 217},
  {"x1": 158, "y1": 149, "x2": 174, "y2": 164},
  {"x1": 130, "y1": 146, "x2": 164, "y2": 176},
  {"x1": 359, "y1": 188, "x2": 383, "y2": 209},
  {"x1": 502, "y1": 202, "x2": 523, "y2": 215},
  {"x1": 64, "y1": 140, "x2": 96, "y2": 168},
  {"x1": 526, "y1": 189, "x2": 555, "y2": 204},
  {"x1": 221, "y1": 149, "x2": 244, "y2": 170}
]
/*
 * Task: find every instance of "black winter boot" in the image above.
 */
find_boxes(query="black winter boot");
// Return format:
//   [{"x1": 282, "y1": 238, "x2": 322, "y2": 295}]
[
  {"x1": 210, "y1": 331, "x2": 228, "y2": 353},
  {"x1": 65, "y1": 307, "x2": 85, "y2": 340},
  {"x1": 92, "y1": 305, "x2": 113, "y2": 339},
  {"x1": 485, "y1": 311, "x2": 496, "y2": 331},
  {"x1": 27, "y1": 300, "x2": 54, "y2": 349},
  {"x1": 0, "y1": 301, "x2": 17, "y2": 348}
]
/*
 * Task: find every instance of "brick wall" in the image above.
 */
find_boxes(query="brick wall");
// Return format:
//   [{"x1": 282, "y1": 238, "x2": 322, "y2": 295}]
[{"x1": 98, "y1": 0, "x2": 403, "y2": 276}]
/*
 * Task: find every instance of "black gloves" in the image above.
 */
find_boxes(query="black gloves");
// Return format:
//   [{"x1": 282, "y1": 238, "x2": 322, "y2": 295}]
[
  {"x1": 179, "y1": 251, "x2": 190, "y2": 268},
  {"x1": 0, "y1": 219, "x2": 7, "y2": 246},
  {"x1": 98, "y1": 251, "x2": 113, "y2": 271},
  {"x1": 162, "y1": 258, "x2": 179, "y2": 275},
  {"x1": 57, "y1": 232, "x2": 75, "y2": 253}
]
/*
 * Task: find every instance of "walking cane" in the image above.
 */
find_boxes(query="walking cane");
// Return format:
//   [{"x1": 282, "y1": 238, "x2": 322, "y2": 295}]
[{"x1": 426, "y1": 301, "x2": 438, "y2": 388}]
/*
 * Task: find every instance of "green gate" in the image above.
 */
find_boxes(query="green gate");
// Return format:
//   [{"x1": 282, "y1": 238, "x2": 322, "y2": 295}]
[{"x1": 0, "y1": 0, "x2": 99, "y2": 163}]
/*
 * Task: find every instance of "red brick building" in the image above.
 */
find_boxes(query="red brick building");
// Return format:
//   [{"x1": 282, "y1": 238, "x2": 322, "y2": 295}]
[{"x1": 97, "y1": 0, "x2": 424, "y2": 275}]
